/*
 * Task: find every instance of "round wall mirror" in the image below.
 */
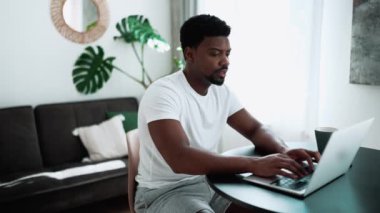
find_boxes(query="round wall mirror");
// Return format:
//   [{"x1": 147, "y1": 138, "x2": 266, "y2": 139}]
[
  {"x1": 63, "y1": 0, "x2": 99, "y2": 33},
  {"x1": 50, "y1": 0, "x2": 109, "y2": 44}
]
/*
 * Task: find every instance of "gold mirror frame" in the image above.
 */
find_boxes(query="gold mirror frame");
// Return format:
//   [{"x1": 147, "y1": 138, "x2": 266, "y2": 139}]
[{"x1": 50, "y1": 0, "x2": 109, "y2": 44}]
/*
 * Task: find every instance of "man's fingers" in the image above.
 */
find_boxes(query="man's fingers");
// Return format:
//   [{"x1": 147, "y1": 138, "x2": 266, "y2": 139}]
[
  {"x1": 279, "y1": 157, "x2": 307, "y2": 177},
  {"x1": 278, "y1": 169, "x2": 298, "y2": 179},
  {"x1": 305, "y1": 156, "x2": 314, "y2": 171},
  {"x1": 256, "y1": 153, "x2": 316, "y2": 178},
  {"x1": 287, "y1": 149, "x2": 321, "y2": 172},
  {"x1": 310, "y1": 150, "x2": 321, "y2": 162},
  {"x1": 296, "y1": 150, "x2": 316, "y2": 172}
]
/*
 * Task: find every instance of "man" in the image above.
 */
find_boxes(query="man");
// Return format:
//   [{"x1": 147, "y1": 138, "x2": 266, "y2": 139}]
[{"x1": 135, "y1": 14, "x2": 320, "y2": 213}]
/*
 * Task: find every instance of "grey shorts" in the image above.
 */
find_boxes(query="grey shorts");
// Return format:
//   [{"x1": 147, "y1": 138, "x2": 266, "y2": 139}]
[{"x1": 134, "y1": 176, "x2": 231, "y2": 213}]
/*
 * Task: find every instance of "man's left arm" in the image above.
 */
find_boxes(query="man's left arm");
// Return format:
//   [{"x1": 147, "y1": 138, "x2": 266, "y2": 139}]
[
  {"x1": 227, "y1": 108, "x2": 287, "y2": 154},
  {"x1": 227, "y1": 109, "x2": 320, "y2": 169}
]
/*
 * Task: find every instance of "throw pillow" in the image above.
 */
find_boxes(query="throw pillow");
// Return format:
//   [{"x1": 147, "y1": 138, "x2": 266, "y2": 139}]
[
  {"x1": 72, "y1": 115, "x2": 128, "y2": 161},
  {"x1": 106, "y1": 111, "x2": 138, "y2": 132}
]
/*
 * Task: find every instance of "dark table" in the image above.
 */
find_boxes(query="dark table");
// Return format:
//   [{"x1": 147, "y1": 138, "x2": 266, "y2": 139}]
[{"x1": 207, "y1": 143, "x2": 380, "y2": 213}]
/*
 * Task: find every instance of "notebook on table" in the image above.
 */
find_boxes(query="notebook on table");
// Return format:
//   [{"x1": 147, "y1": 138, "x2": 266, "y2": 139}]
[{"x1": 241, "y1": 118, "x2": 374, "y2": 198}]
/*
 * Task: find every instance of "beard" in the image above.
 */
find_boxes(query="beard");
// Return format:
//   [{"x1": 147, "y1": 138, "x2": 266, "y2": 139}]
[
  {"x1": 206, "y1": 67, "x2": 227, "y2": 86},
  {"x1": 207, "y1": 75, "x2": 224, "y2": 85}
]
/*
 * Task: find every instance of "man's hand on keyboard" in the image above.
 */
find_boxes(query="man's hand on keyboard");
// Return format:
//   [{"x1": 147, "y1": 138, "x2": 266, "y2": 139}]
[
  {"x1": 285, "y1": 148, "x2": 320, "y2": 172},
  {"x1": 250, "y1": 154, "x2": 309, "y2": 179}
]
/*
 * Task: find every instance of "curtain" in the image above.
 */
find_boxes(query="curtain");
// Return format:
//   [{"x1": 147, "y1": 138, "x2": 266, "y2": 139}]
[
  {"x1": 197, "y1": 0, "x2": 324, "y2": 151},
  {"x1": 170, "y1": 0, "x2": 198, "y2": 72}
]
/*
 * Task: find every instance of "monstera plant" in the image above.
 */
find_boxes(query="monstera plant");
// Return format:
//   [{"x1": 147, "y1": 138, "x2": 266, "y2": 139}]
[{"x1": 72, "y1": 15, "x2": 171, "y2": 94}]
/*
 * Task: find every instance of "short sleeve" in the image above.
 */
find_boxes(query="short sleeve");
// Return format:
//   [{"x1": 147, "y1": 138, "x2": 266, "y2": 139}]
[{"x1": 140, "y1": 82, "x2": 181, "y2": 123}]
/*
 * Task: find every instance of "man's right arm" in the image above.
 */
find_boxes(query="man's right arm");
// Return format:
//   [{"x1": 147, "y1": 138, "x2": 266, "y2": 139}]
[{"x1": 148, "y1": 119, "x2": 302, "y2": 178}]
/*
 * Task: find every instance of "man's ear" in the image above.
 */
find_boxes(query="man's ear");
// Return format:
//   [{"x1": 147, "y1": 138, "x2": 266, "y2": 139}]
[{"x1": 184, "y1": 47, "x2": 194, "y2": 63}]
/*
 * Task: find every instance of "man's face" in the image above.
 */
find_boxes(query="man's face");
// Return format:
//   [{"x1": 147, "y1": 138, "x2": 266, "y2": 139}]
[{"x1": 186, "y1": 36, "x2": 231, "y2": 85}]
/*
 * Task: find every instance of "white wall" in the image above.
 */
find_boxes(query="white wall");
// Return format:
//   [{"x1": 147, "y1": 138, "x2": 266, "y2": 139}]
[
  {"x1": 0, "y1": 0, "x2": 171, "y2": 108},
  {"x1": 198, "y1": 1, "x2": 326, "y2": 152},
  {"x1": 198, "y1": 0, "x2": 380, "y2": 152},
  {"x1": 319, "y1": 0, "x2": 380, "y2": 150},
  {"x1": 6, "y1": 0, "x2": 377, "y2": 150}
]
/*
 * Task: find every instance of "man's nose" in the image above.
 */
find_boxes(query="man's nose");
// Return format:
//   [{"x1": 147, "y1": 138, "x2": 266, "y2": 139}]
[{"x1": 220, "y1": 55, "x2": 230, "y2": 67}]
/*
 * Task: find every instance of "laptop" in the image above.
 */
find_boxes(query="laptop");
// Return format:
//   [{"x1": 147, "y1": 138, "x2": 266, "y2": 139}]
[{"x1": 241, "y1": 118, "x2": 374, "y2": 198}]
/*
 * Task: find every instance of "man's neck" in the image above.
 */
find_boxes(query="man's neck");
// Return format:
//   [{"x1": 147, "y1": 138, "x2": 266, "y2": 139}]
[{"x1": 183, "y1": 69, "x2": 210, "y2": 96}]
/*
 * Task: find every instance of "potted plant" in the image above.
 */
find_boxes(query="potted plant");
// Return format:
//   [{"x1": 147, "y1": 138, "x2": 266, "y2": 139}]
[{"x1": 72, "y1": 15, "x2": 182, "y2": 94}]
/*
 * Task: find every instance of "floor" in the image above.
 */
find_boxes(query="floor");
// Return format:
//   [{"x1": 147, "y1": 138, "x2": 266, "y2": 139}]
[{"x1": 63, "y1": 195, "x2": 131, "y2": 213}]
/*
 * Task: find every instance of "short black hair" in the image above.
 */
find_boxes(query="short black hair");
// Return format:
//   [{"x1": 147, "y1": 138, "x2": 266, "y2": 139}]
[{"x1": 180, "y1": 14, "x2": 231, "y2": 50}]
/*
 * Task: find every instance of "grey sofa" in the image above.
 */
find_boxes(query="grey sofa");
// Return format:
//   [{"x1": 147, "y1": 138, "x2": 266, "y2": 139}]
[{"x1": 0, "y1": 97, "x2": 138, "y2": 212}]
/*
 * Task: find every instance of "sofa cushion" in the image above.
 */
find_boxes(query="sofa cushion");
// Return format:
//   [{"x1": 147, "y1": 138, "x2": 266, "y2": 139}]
[
  {"x1": 0, "y1": 158, "x2": 127, "y2": 203},
  {"x1": 106, "y1": 111, "x2": 138, "y2": 132},
  {"x1": 0, "y1": 106, "x2": 43, "y2": 175},
  {"x1": 34, "y1": 97, "x2": 138, "y2": 167},
  {"x1": 1, "y1": 172, "x2": 128, "y2": 212},
  {"x1": 72, "y1": 115, "x2": 128, "y2": 161}
]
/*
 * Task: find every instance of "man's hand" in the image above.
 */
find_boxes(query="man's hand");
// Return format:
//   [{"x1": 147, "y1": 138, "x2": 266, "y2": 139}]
[
  {"x1": 285, "y1": 149, "x2": 320, "y2": 171},
  {"x1": 250, "y1": 153, "x2": 310, "y2": 179}
]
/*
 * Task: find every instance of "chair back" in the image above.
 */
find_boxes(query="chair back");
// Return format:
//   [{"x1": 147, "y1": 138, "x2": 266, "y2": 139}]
[{"x1": 126, "y1": 129, "x2": 140, "y2": 213}]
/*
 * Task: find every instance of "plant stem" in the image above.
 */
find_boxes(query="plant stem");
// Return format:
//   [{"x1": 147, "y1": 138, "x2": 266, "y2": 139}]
[
  {"x1": 131, "y1": 42, "x2": 144, "y2": 82},
  {"x1": 113, "y1": 65, "x2": 148, "y2": 89},
  {"x1": 140, "y1": 44, "x2": 145, "y2": 84},
  {"x1": 140, "y1": 44, "x2": 153, "y2": 84},
  {"x1": 131, "y1": 42, "x2": 153, "y2": 86},
  {"x1": 131, "y1": 42, "x2": 143, "y2": 63}
]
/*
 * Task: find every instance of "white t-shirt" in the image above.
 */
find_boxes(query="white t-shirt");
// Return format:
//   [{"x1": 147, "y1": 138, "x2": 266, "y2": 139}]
[{"x1": 136, "y1": 71, "x2": 243, "y2": 189}]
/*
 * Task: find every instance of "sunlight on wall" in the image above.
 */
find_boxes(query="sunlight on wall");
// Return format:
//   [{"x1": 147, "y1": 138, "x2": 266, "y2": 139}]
[{"x1": 198, "y1": 0, "x2": 322, "y2": 150}]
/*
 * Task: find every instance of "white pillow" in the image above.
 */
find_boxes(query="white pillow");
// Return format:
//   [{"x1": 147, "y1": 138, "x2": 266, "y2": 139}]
[{"x1": 72, "y1": 115, "x2": 128, "y2": 161}]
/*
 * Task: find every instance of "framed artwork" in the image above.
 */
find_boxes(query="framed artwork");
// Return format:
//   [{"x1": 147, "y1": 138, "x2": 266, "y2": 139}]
[{"x1": 350, "y1": 0, "x2": 380, "y2": 85}]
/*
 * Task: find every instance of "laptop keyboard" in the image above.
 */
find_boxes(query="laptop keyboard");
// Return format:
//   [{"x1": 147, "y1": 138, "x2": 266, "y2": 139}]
[
  {"x1": 270, "y1": 164, "x2": 316, "y2": 190},
  {"x1": 271, "y1": 175, "x2": 311, "y2": 190}
]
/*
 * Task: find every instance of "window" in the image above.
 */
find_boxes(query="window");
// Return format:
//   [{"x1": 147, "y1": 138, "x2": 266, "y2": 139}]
[{"x1": 198, "y1": 0, "x2": 323, "y2": 150}]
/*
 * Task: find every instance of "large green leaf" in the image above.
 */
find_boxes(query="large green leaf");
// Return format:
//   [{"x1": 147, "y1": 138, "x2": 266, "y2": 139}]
[
  {"x1": 72, "y1": 46, "x2": 115, "y2": 94},
  {"x1": 114, "y1": 15, "x2": 169, "y2": 51}
]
